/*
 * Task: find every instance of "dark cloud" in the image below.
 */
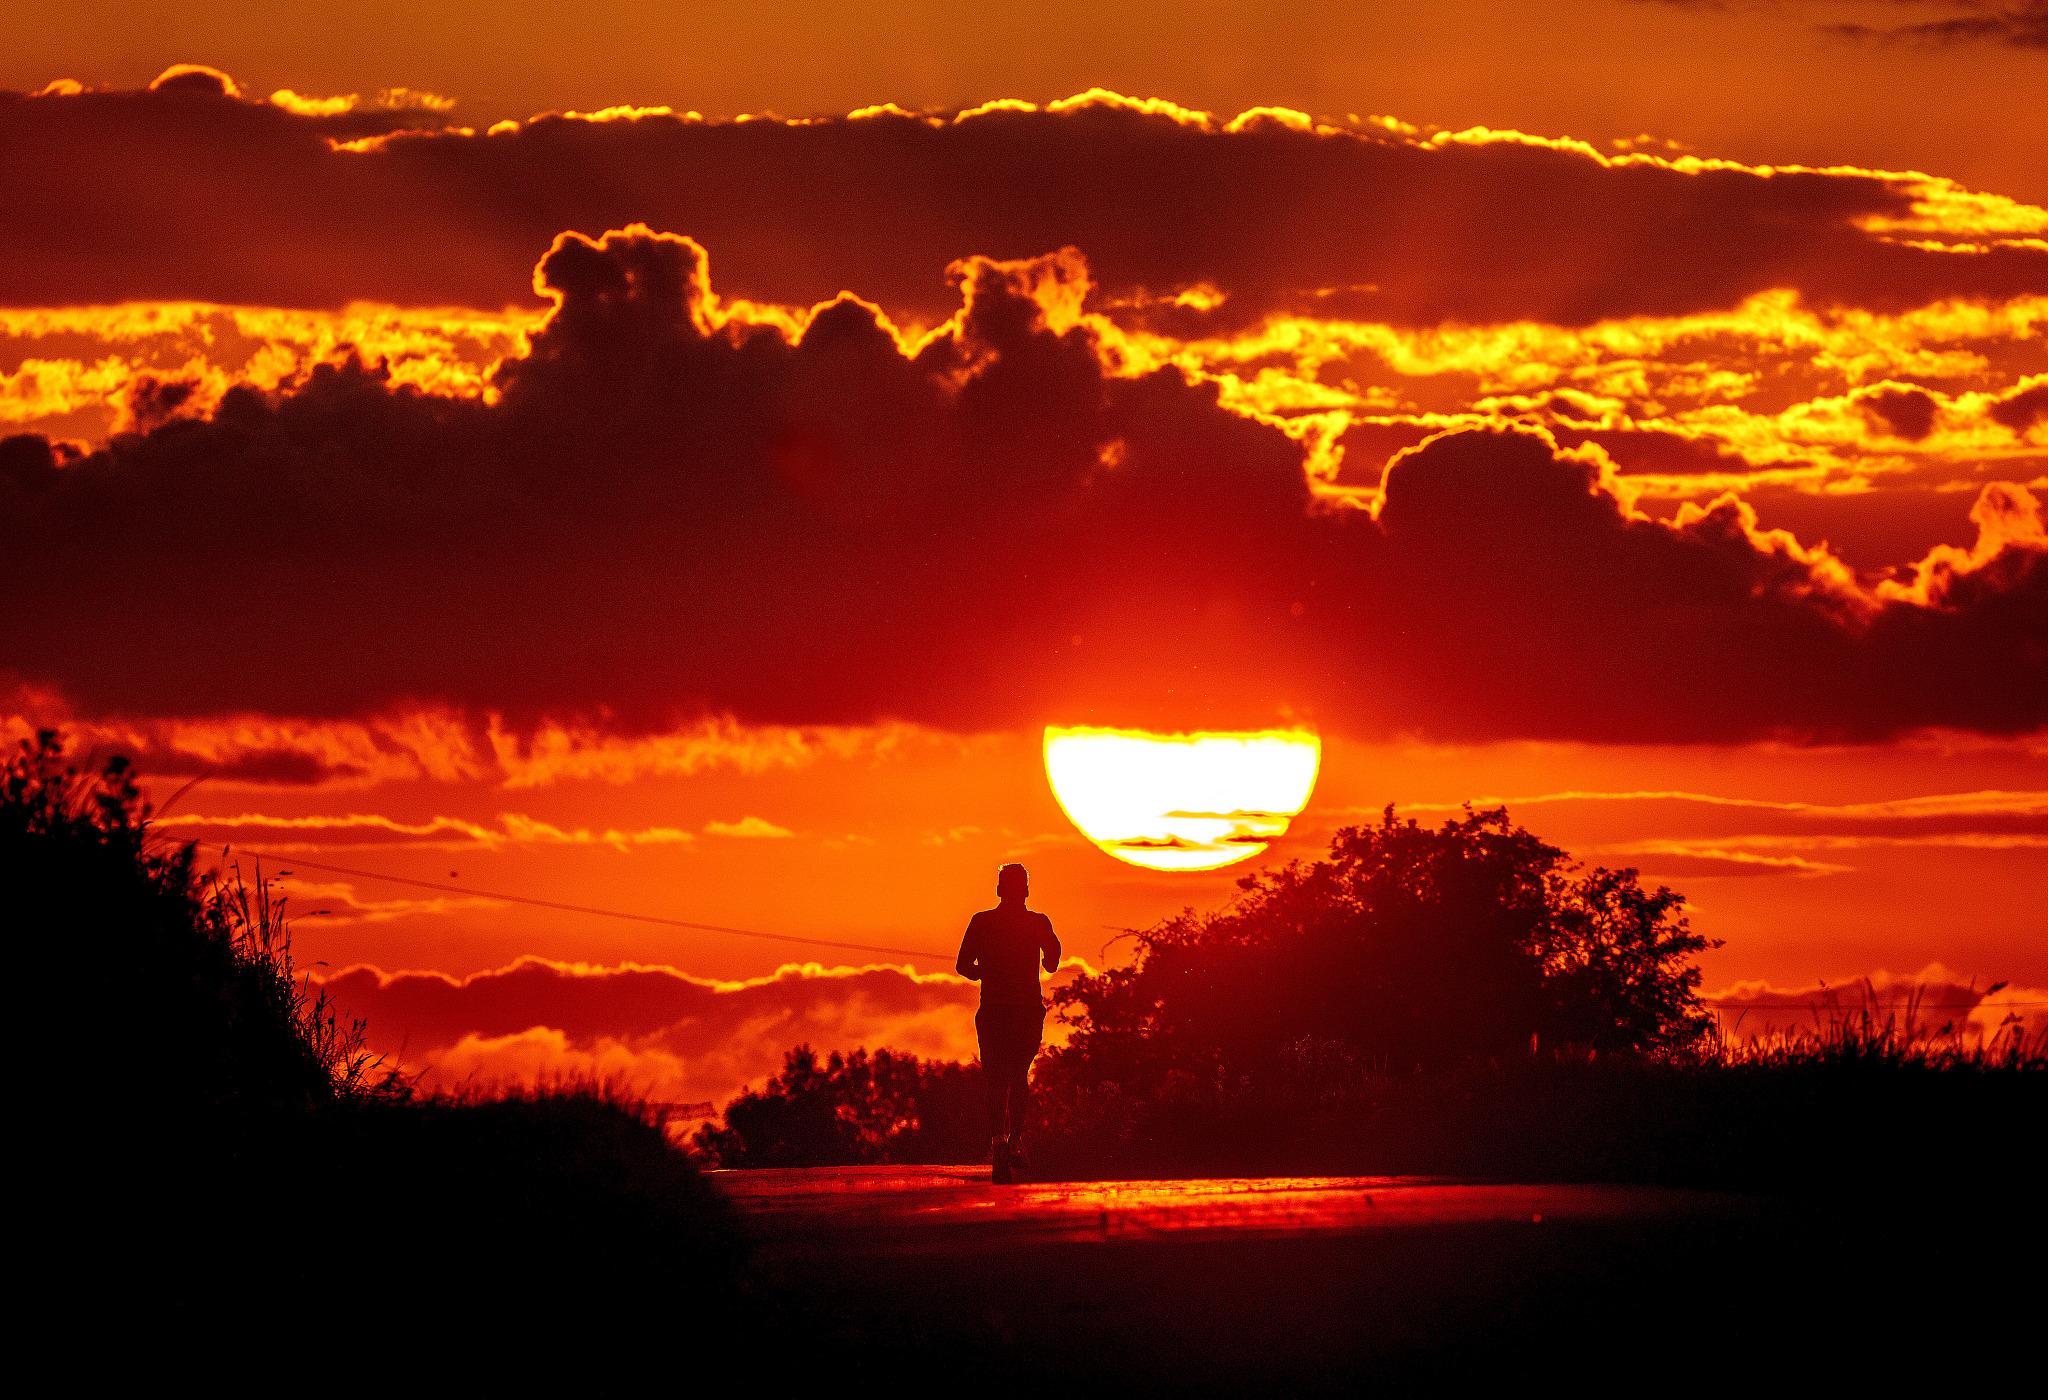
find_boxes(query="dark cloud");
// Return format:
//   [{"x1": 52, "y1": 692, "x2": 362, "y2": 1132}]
[
  {"x1": 0, "y1": 434, "x2": 77, "y2": 493},
  {"x1": 1988, "y1": 376, "x2": 2048, "y2": 433},
  {"x1": 1858, "y1": 383, "x2": 1940, "y2": 441},
  {"x1": 3, "y1": 79, "x2": 2043, "y2": 326},
  {"x1": 2, "y1": 227, "x2": 2043, "y2": 744},
  {"x1": 1338, "y1": 415, "x2": 1787, "y2": 492},
  {"x1": 136, "y1": 746, "x2": 360, "y2": 787},
  {"x1": 1558, "y1": 423, "x2": 1780, "y2": 480},
  {"x1": 1632, "y1": 0, "x2": 2048, "y2": 52},
  {"x1": 321, "y1": 956, "x2": 966, "y2": 1049},
  {"x1": 117, "y1": 375, "x2": 203, "y2": 435},
  {"x1": 1337, "y1": 398, "x2": 2048, "y2": 571},
  {"x1": 318, "y1": 955, "x2": 1000, "y2": 1106},
  {"x1": 1821, "y1": 1, "x2": 2048, "y2": 50}
]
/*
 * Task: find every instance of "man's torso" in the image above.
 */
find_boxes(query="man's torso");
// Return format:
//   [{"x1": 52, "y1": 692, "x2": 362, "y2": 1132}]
[{"x1": 969, "y1": 903, "x2": 1049, "y2": 1008}]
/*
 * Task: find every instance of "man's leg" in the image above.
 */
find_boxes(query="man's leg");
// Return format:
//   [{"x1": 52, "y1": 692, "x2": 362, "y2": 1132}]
[
  {"x1": 1004, "y1": 1062, "x2": 1031, "y2": 1149},
  {"x1": 987, "y1": 1052, "x2": 1017, "y2": 1183},
  {"x1": 976, "y1": 1007, "x2": 1005, "y2": 1141},
  {"x1": 984, "y1": 1061, "x2": 1008, "y2": 1140}
]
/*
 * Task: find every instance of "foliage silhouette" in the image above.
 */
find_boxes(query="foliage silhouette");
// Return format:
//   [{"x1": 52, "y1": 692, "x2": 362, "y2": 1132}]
[
  {"x1": 5, "y1": 728, "x2": 378, "y2": 1130},
  {"x1": 697, "y1": 1045, "x2": 988, "y2": 1167},
  {"x1": 1057, "y1": 805, "x2": 1715, "y2": 1077},
  {"x1": 6, "y1": 730, "x2": 741, "y2": 1336}
]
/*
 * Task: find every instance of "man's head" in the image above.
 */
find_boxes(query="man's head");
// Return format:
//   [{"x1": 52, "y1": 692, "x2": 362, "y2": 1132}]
[{"x1": 997, "y1": 862, "x2": 1029, "y2": 902}]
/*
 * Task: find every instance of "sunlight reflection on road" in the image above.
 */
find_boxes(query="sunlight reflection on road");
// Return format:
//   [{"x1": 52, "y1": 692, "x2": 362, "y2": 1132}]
[{"x1": 716, "y1": 1165, "x2": 1757, "y2": 1248}]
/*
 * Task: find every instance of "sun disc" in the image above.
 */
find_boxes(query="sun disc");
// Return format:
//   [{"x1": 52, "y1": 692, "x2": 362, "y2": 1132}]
[{"x1": 1043, "y1": 726, "x2": 1321, "y2": 872}]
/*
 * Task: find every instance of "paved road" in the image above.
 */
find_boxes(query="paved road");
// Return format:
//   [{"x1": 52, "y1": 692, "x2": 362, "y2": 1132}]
[
  {"x1": 713, "y1": 1166, "x2": 1802, "y2": 1389},
  {"x1": 716, "y1": 1163, "x2": 1758, "y2": 1250}
]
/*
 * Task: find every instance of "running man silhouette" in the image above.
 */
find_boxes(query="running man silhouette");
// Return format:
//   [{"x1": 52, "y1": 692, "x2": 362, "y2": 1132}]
[{"x1": 956, "y1": 862, "x2": 1060, "y2": 1184}]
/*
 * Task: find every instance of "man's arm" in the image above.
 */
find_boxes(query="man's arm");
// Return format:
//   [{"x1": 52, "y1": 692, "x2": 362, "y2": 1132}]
[
  {"x1": 956, "y1": 916, "x2": 982, "y2": 981},
  {"x1": 1039, "y1": 914, "x2": 1061, "y2": 974}
]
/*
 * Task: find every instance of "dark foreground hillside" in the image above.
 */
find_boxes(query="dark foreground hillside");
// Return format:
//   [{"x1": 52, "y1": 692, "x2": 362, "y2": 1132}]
[{"x1": 6, "y1": 733, "x2": 742, "y2": 1348}]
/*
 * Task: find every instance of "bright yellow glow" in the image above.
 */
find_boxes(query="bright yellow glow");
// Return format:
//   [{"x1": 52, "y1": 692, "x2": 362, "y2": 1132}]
[{"x1": 1043, "y1": 726, "x2": 1322, "y2": 871}]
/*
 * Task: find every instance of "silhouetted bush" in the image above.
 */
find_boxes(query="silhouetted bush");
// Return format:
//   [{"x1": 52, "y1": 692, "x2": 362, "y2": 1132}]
[
  {"x1": 1059, "y1": 806, "x2": 1715, "y2": 1079},
  {"x1": 697, "y1": 1045, "x2": 988, "y2": 1166}
]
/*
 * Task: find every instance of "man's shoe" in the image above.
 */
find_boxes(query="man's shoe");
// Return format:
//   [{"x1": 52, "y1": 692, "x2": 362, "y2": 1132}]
[{"x1": 991, "y1": 1138, "x2": 1015, "y2": 1185}]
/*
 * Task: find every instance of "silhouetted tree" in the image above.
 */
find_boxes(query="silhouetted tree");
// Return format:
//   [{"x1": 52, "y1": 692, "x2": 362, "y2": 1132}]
[
  {"x1": 698, "y1": 1045, "x2": 988, "y2": 1166},
  {"x1": 1054, "y1": 806, "x2": 1716, "y2": 1085}
]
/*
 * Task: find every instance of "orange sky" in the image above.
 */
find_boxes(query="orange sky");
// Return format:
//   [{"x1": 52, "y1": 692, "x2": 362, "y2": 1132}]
[{"x1": 3, "y1": 4, "x2": 2044, "y2": 1106}]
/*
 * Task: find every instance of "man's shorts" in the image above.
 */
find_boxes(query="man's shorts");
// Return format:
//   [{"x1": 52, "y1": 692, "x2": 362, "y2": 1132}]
[{"x1": 976, "y1": 1002, "x2": 1045, "y2": 1078}]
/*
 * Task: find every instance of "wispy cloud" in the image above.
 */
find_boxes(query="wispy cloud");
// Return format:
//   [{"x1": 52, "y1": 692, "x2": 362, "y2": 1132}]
[
  {"x1": 1822, "y1": 1, "x2": 2048, "y2": 51},
  {"x1": 1631, "y1": 1, "x2": 2048, "y2": 51},
  {"x1": 1597, "y1": 841, "x2": 1854, "y2": 877},
  {"x1": 156, "y1": 810, "x2": 698, "y2": 852},
  {"x1": 1392, "y1": 788, "x2": 2048, "y2": 820},
  {"x1": 1385, "y1": 789, "x2": 2048, "y2": 846}
]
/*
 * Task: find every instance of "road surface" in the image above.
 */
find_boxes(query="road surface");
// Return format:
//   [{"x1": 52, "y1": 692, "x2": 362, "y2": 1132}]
[
  {"x1": 712, "y1": 1166, "x2": 1807, "y2": 1388},
  {"x1": 717, "y1": 1163, "x2": 1757, "y2": 1249}
]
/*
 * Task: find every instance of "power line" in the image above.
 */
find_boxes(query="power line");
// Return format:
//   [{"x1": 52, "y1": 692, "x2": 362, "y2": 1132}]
[{"x1": 196, "y1": 847, "x2": 957, "y2": 965}]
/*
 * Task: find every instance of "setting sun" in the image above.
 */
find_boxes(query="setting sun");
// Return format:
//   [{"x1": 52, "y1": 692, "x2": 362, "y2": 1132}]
[{"x1": 1043, "y1": 726, "x2": 1322, "y2": 871}]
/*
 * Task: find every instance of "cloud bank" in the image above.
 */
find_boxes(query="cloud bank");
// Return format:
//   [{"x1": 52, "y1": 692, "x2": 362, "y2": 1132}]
[
  {"x1": 319, "y1": 955, "x2": 1062, "y2": 1108},
  {"x1": 4, "y1": 226, "x2": 2043, "y2": 744},
  {"x1": 5, "y1": 77, "x2": 2044, "y2": 326}
]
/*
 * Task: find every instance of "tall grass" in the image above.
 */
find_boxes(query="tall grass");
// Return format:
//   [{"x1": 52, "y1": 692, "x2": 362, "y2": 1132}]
[
  {"x1": 1705, "y1": 979, "x2": 2045, "y2": 1071},
  {"x1": 205, "y1": 852, "x2": 403, "y2": 1100}
]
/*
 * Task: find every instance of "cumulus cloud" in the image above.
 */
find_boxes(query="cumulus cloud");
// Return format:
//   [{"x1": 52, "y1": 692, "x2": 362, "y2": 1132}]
[
  {"x1": 2, "y1": 226, "x2": 2043, "y2": 744},
  {"x1": 3, "y1": 77, "x2": 2043, "y2": 324},
  {"x1": 319, "y1": 955, "x2": 1083, "y2": 1106}
]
